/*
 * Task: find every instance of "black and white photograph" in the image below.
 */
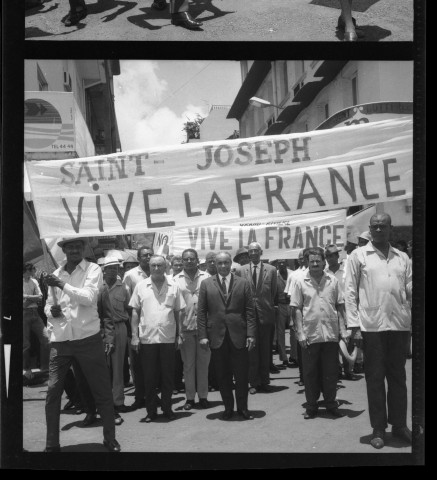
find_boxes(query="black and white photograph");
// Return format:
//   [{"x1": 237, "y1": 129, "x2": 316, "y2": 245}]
[{"x1": 1, "y1": 0, "x2": 425, "y2": 471}]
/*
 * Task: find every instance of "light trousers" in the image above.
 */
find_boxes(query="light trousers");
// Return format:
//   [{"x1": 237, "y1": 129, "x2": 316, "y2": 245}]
[{"x1": 180, "y1": 331, "x2": 210, "y2": 400}]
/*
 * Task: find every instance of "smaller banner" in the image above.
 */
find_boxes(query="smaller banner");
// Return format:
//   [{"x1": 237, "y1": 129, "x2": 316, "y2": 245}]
[
  {"x1": 153, "y1": 230, "x2": 173, "y2": 257},
  {"x1": 172, "y1": 209, "x2": 346, "y2": 260}
]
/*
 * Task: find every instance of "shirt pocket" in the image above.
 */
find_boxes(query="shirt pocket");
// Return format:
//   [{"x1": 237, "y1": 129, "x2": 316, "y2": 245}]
[{"x1": 164, "y1": 293, "x2": 175, "y2": 308}]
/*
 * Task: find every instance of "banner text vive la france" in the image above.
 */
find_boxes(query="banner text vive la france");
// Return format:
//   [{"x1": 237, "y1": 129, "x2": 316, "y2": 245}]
[{"x1": 26, "y1": 117, "x2": 413, "y2": 239}]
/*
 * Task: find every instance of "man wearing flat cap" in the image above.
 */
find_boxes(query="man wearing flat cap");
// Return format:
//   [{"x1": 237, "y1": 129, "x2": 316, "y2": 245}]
[{"x1": 44, "y1": 237, "x2": 120, "y2": 452}]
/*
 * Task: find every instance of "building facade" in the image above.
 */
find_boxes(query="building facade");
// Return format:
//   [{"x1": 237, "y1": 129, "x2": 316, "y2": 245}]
[{"x1": 228, "y1": 60, "x2": 413, "y2": 232}]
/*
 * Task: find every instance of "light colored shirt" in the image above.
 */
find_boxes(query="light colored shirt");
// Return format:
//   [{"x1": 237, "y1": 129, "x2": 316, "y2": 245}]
[
  {"x1": 129, "y1": 275, "x2": 186, "y2": 344},
  {"x1": 325, "y1": 261, "x2": 346, "y2": 293},
  {"x1": 23, "y1": 277, "x2": 42, "y2": 309},
  {"x1": 44, "y1": 260, "x2": 103, "y2": 342},
  {"x1": 290, "y1": 271, "x2": 344, "y2": 344},
  {"x1": 285, "y1": 266, "x2": 307, "y2": 296},
  {"x1": 173, "y1": 269, "x2": 208, "y2": 332},
  {"x1": 122, "y1": 265, "x2": 148, "y2": 295},
  {"x1": 344, "y1": 242, "x2": 412, "y2": 332}
]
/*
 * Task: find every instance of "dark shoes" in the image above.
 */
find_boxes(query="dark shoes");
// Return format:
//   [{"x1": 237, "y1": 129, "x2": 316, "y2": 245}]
[
  {"x1": 114, "y1": 404, "x2": 132, "y2": 413},
  {"x1": 62, "y1": 8, "x2": 87, "y2": 27},
  {"x1": 103, "y1": 439, "x2": 121, "y2": 452},
  {"x1": 370, "y1": 429, "x2": 385, "y2": 449},
  {"x1": 163, "y1": 410, "x2": 176, "y2": 420},
  {"x1": 257, "y1": 384, "x2": 273, "y2": 393},
  {"x1": 171, "y1": 12, "x2": 203, "y2": 30},
  {"x1": 298, "y1": 380, "x2": 304, "y2": 387},
  {"x1": 249, "y1": 387, "x2": 257, "y2": 395},
  {"x1": 304, "y1": 410, "x2": 317, "y2": 420},
  {"x1": 129, "y1": 399, "x2": 146, "y2": 411},
  {"x1": 44, "y1": 445, "x2": 61, "y2": 452},
  {"x1": 81, "y1": 413, "x2": 97, "y2": 427},
  {"x1": 270, "y1": 364, "x2": 281, "y2": 373},
  {"x1": 343, "y1": 372, "x2": 358, "y2": 381},
  {"x1": 183, "y1": 399, "x2": 195, "y2": 410},
  {"x1": 198, "y1": 398, "x2": 210, "y2": 409},
  {"x1": 141, "y1": 412, "x2": 157, "y2": 423},
  {"x1": 114, "y1": 413, "x2": 124, "y2": 426},
  {"x1": 151, "y1": 0, "x2": 167, "y2": 10},
  {"x1": 63, "y1": 400, "x2": 76, "y2": 411},
  {"x1": 221, "y1": 409, "x2": 233, "y2": 420},
  {"x1": 353, "y1": 363, "x2": 364, "y2": 374},
  {"x1": 392, "y1": 426, "x2": 412, "y2": 444},
  {"x1": 237, "y1": 409, "x2": 254, "y2": 420},
  {"x1": 327, "y1": 408, "x2": 344, "y2": 418}
]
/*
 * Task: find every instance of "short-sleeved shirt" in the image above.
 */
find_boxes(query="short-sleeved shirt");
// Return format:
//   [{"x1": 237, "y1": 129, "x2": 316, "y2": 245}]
[
  {"x1": 23, "y1": 277, "x2": 42, "y2": 309},
  {"x1": 129, "y1": 275, "x2": 186, "y2": 344},
  {"x1": 122, "y1": 265, "x2": 148, "y2": 295},
  {"x1": 325, "y1": 262, "x2": 346, "y2": 293},
  {"x1": 173, "y1": 269, "x2": 208, "y2": 332},
  {"x1": 290, "y1": 271, "x2": 344, "y2": 344}
]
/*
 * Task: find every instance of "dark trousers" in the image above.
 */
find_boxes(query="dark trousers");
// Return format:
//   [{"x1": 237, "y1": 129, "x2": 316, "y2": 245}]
[
  {"x1": 297, "y1": 343, "x2": 304, "y2": 381},
  {"x1": 140, "y1": 343, "x2": 175, "y2": 415},
  {"x1": 249, "y1": 321, "x2": 272, "y2": 387},
  {"x1": 71, "y1": 358, "x2": 98, "y2": 415},
  {"x1": 211, "y1": 329, "x2": 249, "y2": 412},
  {"x1": 174, "y1": 348, "x2": 184, "y2": 389},
  {"x1": 362, "y1": 331, "x2": 409, "y2": 430},
  {"x1": 45, "y1": 333, "x2": 115, "y2": 448},
  {"x1": 301, "y1": 342, "x2": 338, "y2": 413},
  {"x1": 130, "y1": 347, "x2": 146, "y2": 402},
  {"x1": 69, "y1": 0, "x2": 86, "y2": 12}
]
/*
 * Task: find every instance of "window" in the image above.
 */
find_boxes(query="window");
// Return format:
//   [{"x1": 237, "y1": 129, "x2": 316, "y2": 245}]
[
  {"x1": 352, "y1": 74, "x2": 358, "y2": 105},
  {"x1": 37, "y1": 64, "x2": 48, "y2": 91}
]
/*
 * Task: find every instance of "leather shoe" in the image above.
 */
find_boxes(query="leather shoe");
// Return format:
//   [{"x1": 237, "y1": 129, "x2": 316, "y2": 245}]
[
  {"x1": 249, "y1": 387, "x2": 257, "y2": 395},
  {"x1": 327, "y1": 408, "x2": 344, "y2": 418},
  {"x1": 198, "y1": 398, "x2": 210, "y2": 409},
  {"x1": 257, "y1": 384, "x2": 272, "y2": 393},
  {"x1": 129, "y1": 399, "x2": 145, "y2": 411},
  {"x1": 103, "y1": 439, "x2": 121, "y2": 452},
  {"x1": 237, "y1": 409, "x2": 254, "y2": 420},
  {"x1": 171, "y1": 12, "x2": 203, "y2": 30},
  {"x1": 44, "y1": 445, "x2": 61, "y2": 452},
  {"x1": 114, "y1": 413, "x2": 124, "y2": 425},
  {"x1": 370, "y1": 429, "x2": 385, "y2": 449},
  {"x1": 63, "y1": 400, "x2": 76, "y2": 411},
  {"x1": 304, "y1": 411, "x2": 317, "y2": 420},
  {"x1": 81, "y1": 413, "x2": 97, "y2": 427},
  {"x1": 392, "y1": 426, "x2": 412, "y2": 444},
  {"x1": 163, "y1": 410, "x2": 176, "y2": 420},
  {"x1": 114, "y1": 404, "x2": 132, "y2": 413},
  {"x1": 270, "y1": 364, "x2": 280, "y2": 373},
  {"x1": 141, "y1": 412, "x2": 157, "y2": 423},
  {"x1": 221, "y1": 409, "x2": 233, "y2": 420},
  {"x1": 183, "y1": 400, "x2": 195, "y2": 411},
  {"x1": 62, "y1": 8, "x2": 87, "y2": 27},
  {"x1": 151, "y1": 0, "x2": 167, "y2": 10}
]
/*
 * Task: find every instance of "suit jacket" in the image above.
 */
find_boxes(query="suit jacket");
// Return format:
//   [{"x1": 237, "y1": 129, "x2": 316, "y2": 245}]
[
  {"x1": 197, "y1": 274, "x2": 256, "y2": 349},
  {"x1": 235, "y1": 262, "x2": 278, "y2": 324}
]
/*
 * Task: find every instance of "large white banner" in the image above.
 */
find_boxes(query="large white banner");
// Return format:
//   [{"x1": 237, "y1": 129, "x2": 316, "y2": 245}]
[
  {"x1": 172, "y1": 210, "x2": 347, "y2": 260},
  {"x1": 26, "y1": 117, "x2": 412, "y2": 239}
]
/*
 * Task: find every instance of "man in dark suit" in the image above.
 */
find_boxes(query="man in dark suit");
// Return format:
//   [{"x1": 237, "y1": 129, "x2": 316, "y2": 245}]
[
  {"x1": 198, "y1": 252, "x2": 256, "y2": 420},
  {"x1": 235, "y1": 242, "x2": 278, "y2": 394}
]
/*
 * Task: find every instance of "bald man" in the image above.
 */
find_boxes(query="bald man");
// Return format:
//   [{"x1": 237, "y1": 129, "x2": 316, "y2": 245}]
[{"x1": 345, "y1": 213, "x2": 412, "y2": 449}]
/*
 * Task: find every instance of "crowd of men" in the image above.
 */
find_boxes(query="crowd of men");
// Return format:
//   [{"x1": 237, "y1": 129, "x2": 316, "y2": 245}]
[{"x1": 24, "y1": 213, "x2": 413, "y2": 453}]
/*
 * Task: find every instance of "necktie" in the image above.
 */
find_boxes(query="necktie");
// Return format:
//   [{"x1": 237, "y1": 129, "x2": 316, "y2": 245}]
[
  {"x1": 252, "y1": 265, "x2": 257, "y2": 288},
  {"x1": 221, "y1": 276, "x2": 227, "y2": 295}
]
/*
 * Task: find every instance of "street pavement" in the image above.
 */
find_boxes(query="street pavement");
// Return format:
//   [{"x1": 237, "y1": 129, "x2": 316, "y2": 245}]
[
  {"x1": 23, "y1": 340, "x2": 413, "y2": 460},
  {"x1": 25, "y1": 0, "x2": 414, "y2": 42}
]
